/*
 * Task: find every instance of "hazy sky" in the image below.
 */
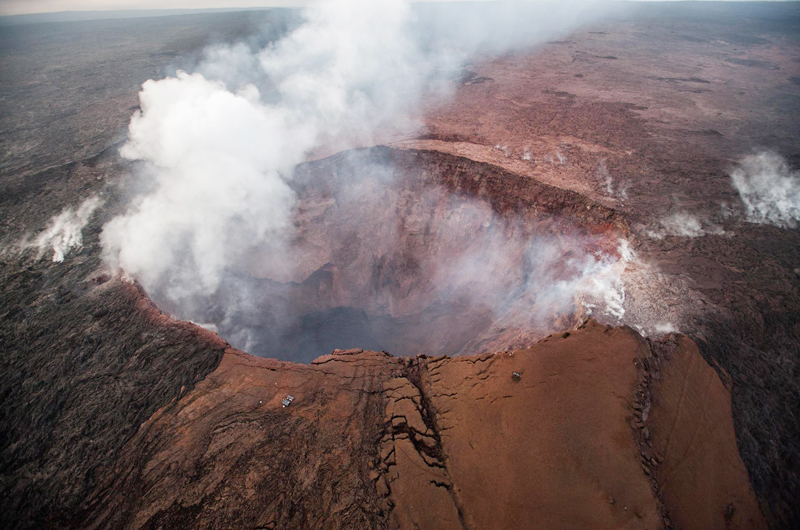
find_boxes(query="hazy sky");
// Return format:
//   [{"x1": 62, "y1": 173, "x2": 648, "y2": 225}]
[
  {"x1": 0, "y1": 1, "x2": 308, "y2": 16},
  {"x1": 0, "y1": 0, "x2": 787, "y2": 16}
]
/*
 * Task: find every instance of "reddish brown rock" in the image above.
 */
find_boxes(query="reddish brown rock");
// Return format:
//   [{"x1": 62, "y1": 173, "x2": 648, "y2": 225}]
[
  {"x1": 646, "y1": 337, "x2": 767, "y2": 530},
  {"x1": 413, "y1": 321, "x2": 662, "y2": 529},
  {"x1": 73, "y1": 321, "x2": 763, "y2": 529}
]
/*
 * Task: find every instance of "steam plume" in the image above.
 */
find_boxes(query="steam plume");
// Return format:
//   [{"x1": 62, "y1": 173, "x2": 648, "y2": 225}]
[
  {"x1": 102, "y1": 0, "x2": 447, "y2": 301},
  {"x1": 731, "y1": 151, "x2": 800, "y2": 228},
  {"x1": 647, "y1": 211, "x2": 725, "y2": 239},
  {"x1": 101, "y1": 0, "x2": 629, "y2": 359},
  {"x1": 30, "y1": 196, "x2": 101, "y2": 262}
]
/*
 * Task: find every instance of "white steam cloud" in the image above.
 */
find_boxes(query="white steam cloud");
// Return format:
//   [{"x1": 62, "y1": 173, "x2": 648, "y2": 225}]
[
  {"x1": 653, "y1": 322, "x2": 678, "y2": 334},
  {"x1": 647, "y1": 211, "x2": 725, "y2": 239},
  {"x1": 30, "y1": 196, "x2": 101, "y2": 262},
  {"x1": 100, "y1": 0, "x2": 627, "y2": 359},
  {"x1": 103, "y1": 0, "x2": 444, "y2": 301},
  {"x1": 661, "y1": 212, "x2": 704, "y2": 237},
  {"x1": 643, "y1": 151, "x2": 800, "y2": 241},
  {"x1": 731, "y1": 151, "x2": 800, "y2": 228}
]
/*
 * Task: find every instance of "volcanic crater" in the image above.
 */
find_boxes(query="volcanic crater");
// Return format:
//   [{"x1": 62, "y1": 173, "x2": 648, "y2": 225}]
[
  {"x1": 167, "y1": 147, "x2": 626, "y2": 362},
  {"x1": 2, "y1": 3, "x2": 799, "y2": 530}
]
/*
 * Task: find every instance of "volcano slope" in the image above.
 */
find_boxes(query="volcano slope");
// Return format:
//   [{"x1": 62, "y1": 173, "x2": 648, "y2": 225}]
[{"x1": 1, "y1": 2, "x2": 799, "y2": 529}]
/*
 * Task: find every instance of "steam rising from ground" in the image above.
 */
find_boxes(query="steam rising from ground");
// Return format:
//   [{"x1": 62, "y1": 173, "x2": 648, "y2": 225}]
[
  {"x1": 731, "y1": 151, "x2": 800, "y2": 228},
  {"x1": 25, "y1": 197, "x2": 101, "y2": 262},
  {"x1": 100, "y1": 0, "x2": 635, "y2": 359},
  {"x1": 647, "y1": 211, "x2": 725, "y2": 239},
  {"x1": 642, "y1": 151, "x2": 800, "y2": 242}
]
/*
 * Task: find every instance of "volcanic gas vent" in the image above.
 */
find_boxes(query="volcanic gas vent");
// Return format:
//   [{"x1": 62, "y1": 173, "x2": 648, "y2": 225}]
[{"x1": 152, "y1": 147, "x2": 627, "y2": 362}]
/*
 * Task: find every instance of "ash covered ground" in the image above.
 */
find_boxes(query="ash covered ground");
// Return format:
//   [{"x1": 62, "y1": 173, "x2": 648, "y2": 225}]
[{"x1": 1, "y1": 2, "x2": 800, "y2": 529}]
